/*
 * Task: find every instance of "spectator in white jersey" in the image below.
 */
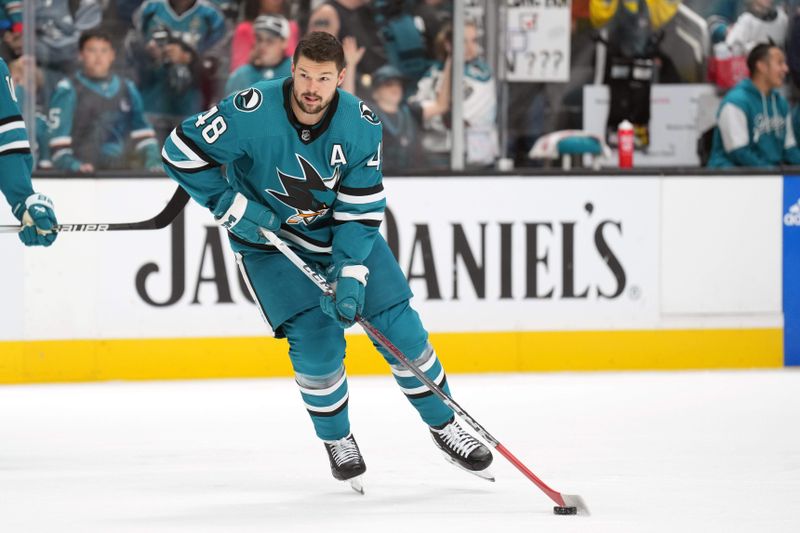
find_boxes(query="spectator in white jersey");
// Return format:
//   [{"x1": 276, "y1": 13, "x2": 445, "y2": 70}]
[
  {"x1": 412, "y1": 20, "x2": 498, "y2": 168},
  {"x1": 225, "y1": 15, "x2": 292, "y2": 95}
]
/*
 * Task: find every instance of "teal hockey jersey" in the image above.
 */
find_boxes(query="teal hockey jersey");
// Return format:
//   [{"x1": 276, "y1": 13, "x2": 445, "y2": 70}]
[
  {"x1": 0, "y1": 58, "x2": 33, "y2": 212},
  {"x1": 162, "y1": 78, "x2": 385, "y2": 267}
]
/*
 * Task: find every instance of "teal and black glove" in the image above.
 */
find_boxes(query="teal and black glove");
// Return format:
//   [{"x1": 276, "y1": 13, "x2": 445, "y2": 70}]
[
  {"x1": 320, "y1": 262, "x2": 369, "y2": 328},
  {"x1": 13, "y1": 192, "x2": 58, "y2": 247},
  {"x1": 213, "y1": 189, "x2": 280, "y2": 244}
]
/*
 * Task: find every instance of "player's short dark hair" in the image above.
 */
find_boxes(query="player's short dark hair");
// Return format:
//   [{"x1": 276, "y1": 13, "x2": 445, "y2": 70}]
[
  {"x1": 79, "y1": 29, "x2": 114, "y2": 51},
  {"x1": 747, "y1": 42, "x2": 779, "y2": 77},
  {"x1": 293, "y1": 31, "x2": 345, "y2": 72}
]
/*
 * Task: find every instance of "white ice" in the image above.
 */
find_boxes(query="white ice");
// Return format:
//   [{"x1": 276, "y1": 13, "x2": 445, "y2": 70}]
[{"x1": 1, "y1": 370, "x2": 799, "y2": 532}]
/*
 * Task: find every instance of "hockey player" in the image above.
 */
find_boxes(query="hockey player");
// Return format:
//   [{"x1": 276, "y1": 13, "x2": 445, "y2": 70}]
[
  {"x1": 224, "y1": 15, "x2": 292, "y2": 96},
  {"x1": 161, "y1": 31, "x2": 492, "y2": 491},
  {"x1": 0, "y1": 58, "x2": 58, "y2": 246}
]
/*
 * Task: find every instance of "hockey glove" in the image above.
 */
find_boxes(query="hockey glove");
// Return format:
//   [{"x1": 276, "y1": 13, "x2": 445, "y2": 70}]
[
  {"x1": 320, "y1": 262, "x2": 369, "y2": 328},
  {"x1": 213, "y1": 189, "x2": 280, "y2": 244},
  {"x1": 13, "y1": 192, "x2": 58, "y2": 247}
]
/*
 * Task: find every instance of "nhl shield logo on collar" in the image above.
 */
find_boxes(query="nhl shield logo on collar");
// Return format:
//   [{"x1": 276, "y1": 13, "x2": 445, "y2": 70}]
[{"x1": 234, "y1": 88, "x2": 263, "y2": 112}]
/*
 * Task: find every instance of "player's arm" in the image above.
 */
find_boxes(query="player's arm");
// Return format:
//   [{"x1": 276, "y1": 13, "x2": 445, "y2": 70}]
[
  {"x1": 47, "y1": 78, "x2": 83, "y2": 172},
  {"x1": 321, "y1": 117, "x2": 385, "y2": 328},
  {"x1": 0, "y1": 59, "x2": 57, "y2": 246},
  {"x1": 161, "y1": 95, "x2": 279, "y2": 243},
  {"x1": 716, "y1": 103, "x2": 773, "y2": 168},
  {"x1": 125, "y1": 80, "x2": 160, "y2": 171}
]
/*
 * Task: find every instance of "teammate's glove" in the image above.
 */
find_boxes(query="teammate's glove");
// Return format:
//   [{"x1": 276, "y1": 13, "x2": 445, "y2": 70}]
[
  {"x1": 12, "y1": 193, "x2": 58, "y2": 247},
  {"x1": 213, "y1": 189, "x2": 281, "y2": 244},
  {"x1": 320, "y1": 262, "x2": 369, "y2": 328}
]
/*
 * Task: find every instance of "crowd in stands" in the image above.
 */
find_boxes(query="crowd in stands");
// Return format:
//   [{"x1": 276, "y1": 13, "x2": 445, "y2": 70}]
[
  {"x1": 0, "y1": 0, "x2": 478, "y2": 175},
  {"x1": 5, "y1": 0, "x2": 800, "y2": 174}
]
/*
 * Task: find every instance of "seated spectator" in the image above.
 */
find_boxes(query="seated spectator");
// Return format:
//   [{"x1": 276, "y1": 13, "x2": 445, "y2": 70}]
[
  {"x1": 725, "y1": 0, "x2": 788, "y2": 53},
  {"x1": 707, "y1": 42, "x2": 800, "y2": 167},
  {"x1": 366, "y1": 62, "x2": 450, "y2": 174},
  {"x1": 225, "y1": 15, "x2": 291, "y2": 95},
  {"x1": 230, "y1": 0, "x2": 300, "y2": 72},
  {"x1": 412, "y1": 20, "x2": 498, "y2": 168},
  {"x1": 128, "y1": 0, "x2": 226, "y2": 141},
  {"x1": 48, "y1": 29, "x2": 160, "y2": 173}
]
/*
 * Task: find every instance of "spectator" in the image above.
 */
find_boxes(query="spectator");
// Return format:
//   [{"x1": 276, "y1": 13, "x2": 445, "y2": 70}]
[
  {"x1": 308, "y1": 0, "x2": 387, "y2": 76},
  {"x1": 34, "y1": 0, "x2": 103, "y2": 97},
  {"x1": 8, "y1": 56, "x2": 51, "y2": 168},
  {"x1": 412, "y1": 20, "x2": 498, "y2": 168},
  {"x1": 707, "y1": 43, "x2": 800, "y2": 167},
  {"x1": 48, "y1": 29, "x2": 160, "y2": 173},
  {"x1": 725, "y1": 0, "x2": 788, "y2": 53},
  {"x1": 225, "y1": 14, "x2": 291, "y2": 95},
  {"x1": 0, "y1": 0, "x2": 22, "y2": 63},
  {"x1": 366, "y1": 61, "x2": 451, "y2": 174},
  {"x1": 128, "y1": 0, "x2": 225, "y2": 142},
  {"x1": 231, "y1": 0, "x2": 300, "y2": 72}
]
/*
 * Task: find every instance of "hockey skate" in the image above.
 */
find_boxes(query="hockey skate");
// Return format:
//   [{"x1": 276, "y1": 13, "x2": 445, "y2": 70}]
[
  {"x1": 430, "y1": 417, "x2": 495, "y2": 482},
  {"x1": 323, "y1": 433, "x2": 367, "y2": 494}
]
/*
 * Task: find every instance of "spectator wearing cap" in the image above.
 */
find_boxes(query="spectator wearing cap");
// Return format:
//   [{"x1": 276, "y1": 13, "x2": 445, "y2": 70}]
[
  {"x1": 367, "y1": 62, "x2": 451, "y2": 174},
  {"x1": 225, "y1": 15, "x2": 291, "y2": 95},
  {"x1": 230, "y1": 0, "x2": 300, "y2": 73}
]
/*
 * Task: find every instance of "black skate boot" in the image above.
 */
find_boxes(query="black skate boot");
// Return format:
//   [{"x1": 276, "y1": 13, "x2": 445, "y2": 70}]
[
  {"x1": 323, "y1": 433, "x2": 366, "y2": 494},
  {"x1": 430, "y1": 417, "x2": 494, "y2": 481}
]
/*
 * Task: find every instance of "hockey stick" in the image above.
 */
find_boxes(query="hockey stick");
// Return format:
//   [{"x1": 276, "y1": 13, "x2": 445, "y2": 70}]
[
  {"x1": 261, "y1": 228, "x2": 589, "y2": 516},
  {"x1": 0, "y1": 186, "x2": 190, "y2": 233}
]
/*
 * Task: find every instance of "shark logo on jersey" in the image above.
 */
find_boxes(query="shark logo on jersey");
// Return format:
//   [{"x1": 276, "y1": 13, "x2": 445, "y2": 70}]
[
  {"x1": 359, "y1": 101, "x2": 380, "y2": 125},
  {"x1": 267, "y1": 155, "x2": 342, "y2": 225},
  {"x1": 234, "y1": 88, "x2": 263, "y2": 112}
]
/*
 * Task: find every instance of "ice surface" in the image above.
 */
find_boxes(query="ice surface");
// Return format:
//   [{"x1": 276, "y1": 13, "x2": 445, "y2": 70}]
[{"x1": 1, "y1": 370, "x2": 799, "y2": 532}]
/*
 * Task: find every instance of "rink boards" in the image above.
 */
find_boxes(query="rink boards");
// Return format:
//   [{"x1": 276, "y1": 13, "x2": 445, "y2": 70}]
[{"x1": 0, "y1": 175, "x2": 792, "y2": 383}]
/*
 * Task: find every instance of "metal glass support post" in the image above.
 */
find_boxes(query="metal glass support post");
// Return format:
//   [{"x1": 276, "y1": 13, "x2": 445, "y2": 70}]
[{"x1": 450, "y1": 0, "x2": 466, "y2": 171}]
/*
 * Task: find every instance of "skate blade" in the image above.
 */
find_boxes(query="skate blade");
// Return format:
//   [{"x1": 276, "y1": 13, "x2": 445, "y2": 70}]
[
  {"x1": 347, "y1": 475, "x2": 365, "y2": 495},
  {"x1": 439, "y1": 451, "x2": 495, "y2": 482}
]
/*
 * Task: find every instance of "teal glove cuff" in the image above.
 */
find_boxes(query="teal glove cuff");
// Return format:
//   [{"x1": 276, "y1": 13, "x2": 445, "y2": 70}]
[{"x1": 213, "y1": 190, "x2": 281, "y2": 244}]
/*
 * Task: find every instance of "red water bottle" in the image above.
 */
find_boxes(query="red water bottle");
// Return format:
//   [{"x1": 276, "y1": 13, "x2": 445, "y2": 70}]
[{"x1": 618, "y1": 120, "x2": 634, "y2": 169}]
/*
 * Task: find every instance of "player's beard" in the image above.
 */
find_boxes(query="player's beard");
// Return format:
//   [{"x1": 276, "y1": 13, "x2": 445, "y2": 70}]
[{"x1": 292, "y1": 87, "x2": 332, "y2": 116}]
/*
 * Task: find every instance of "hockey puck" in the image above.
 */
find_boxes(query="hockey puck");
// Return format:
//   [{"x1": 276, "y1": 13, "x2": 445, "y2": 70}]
[{"x1": 553, "y1": 506, "x2": 577, "y2": 515}]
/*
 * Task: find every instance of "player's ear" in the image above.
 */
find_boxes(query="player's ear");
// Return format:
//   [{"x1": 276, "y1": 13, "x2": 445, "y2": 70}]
[{"x1": 337, "y1": 66, "x2": 346, "y2": 87}]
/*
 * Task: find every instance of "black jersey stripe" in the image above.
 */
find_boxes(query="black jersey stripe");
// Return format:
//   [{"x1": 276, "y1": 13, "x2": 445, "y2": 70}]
[
  {"x1": 176, "y1": 124, "x2": 220, "y2": 166},
  {"x1": 332, "y1": 218, "x2": 382, "y2": 228},
  {"x1": 0, "y1": 114, "x2": 23, "y2": 127},
  {"x1": 338, "y1": 183, "x2": 384, "y2": 196},
  {"x1": 0, "y1": 147, "x2": 31, "y2": 157},
  {"x1": 307, "y1": 399, "x2": 349, "y2": 418},
  {"x1": 405, "y1": 375, "x2": 448, "y2": 400}
]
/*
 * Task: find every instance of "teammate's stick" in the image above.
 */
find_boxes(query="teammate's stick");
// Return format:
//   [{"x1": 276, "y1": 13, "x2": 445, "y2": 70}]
[
  {"x1": 260, "y1": 228, "x2": 589, "y2": 516},
  {"x1": 0, "y1": 186, "x2": 190, "y2": 233}
]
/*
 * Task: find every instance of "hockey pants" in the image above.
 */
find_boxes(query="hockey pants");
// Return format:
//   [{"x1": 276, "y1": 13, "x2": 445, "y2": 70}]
[{"x1": 281, "y1": 299, "x2": 454, "y2": 441}]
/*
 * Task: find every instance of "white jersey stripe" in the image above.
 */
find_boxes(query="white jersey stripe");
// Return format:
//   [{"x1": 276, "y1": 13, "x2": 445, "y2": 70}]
[
  {"x1": 169, "y1": 129, "x2": 206, "y2": 163},
  {"x1": 161, "y1": 145, "x2": 209, "y2": 169},
  {"x1": 304, "y1": 392, "x2": 349, "y2": 414},
  {"x1": 0, "y1": 120, "x2": 26, "y2": 135},
  {"x1": 333, "y1": 211, "x2": 384, "y2": 222},
  {"x1": 336, "y1": 190, "x2": 386, "y2": 204},
  {"x1": 0, "y1": 140, "x2": 30, "y2": 154}
]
